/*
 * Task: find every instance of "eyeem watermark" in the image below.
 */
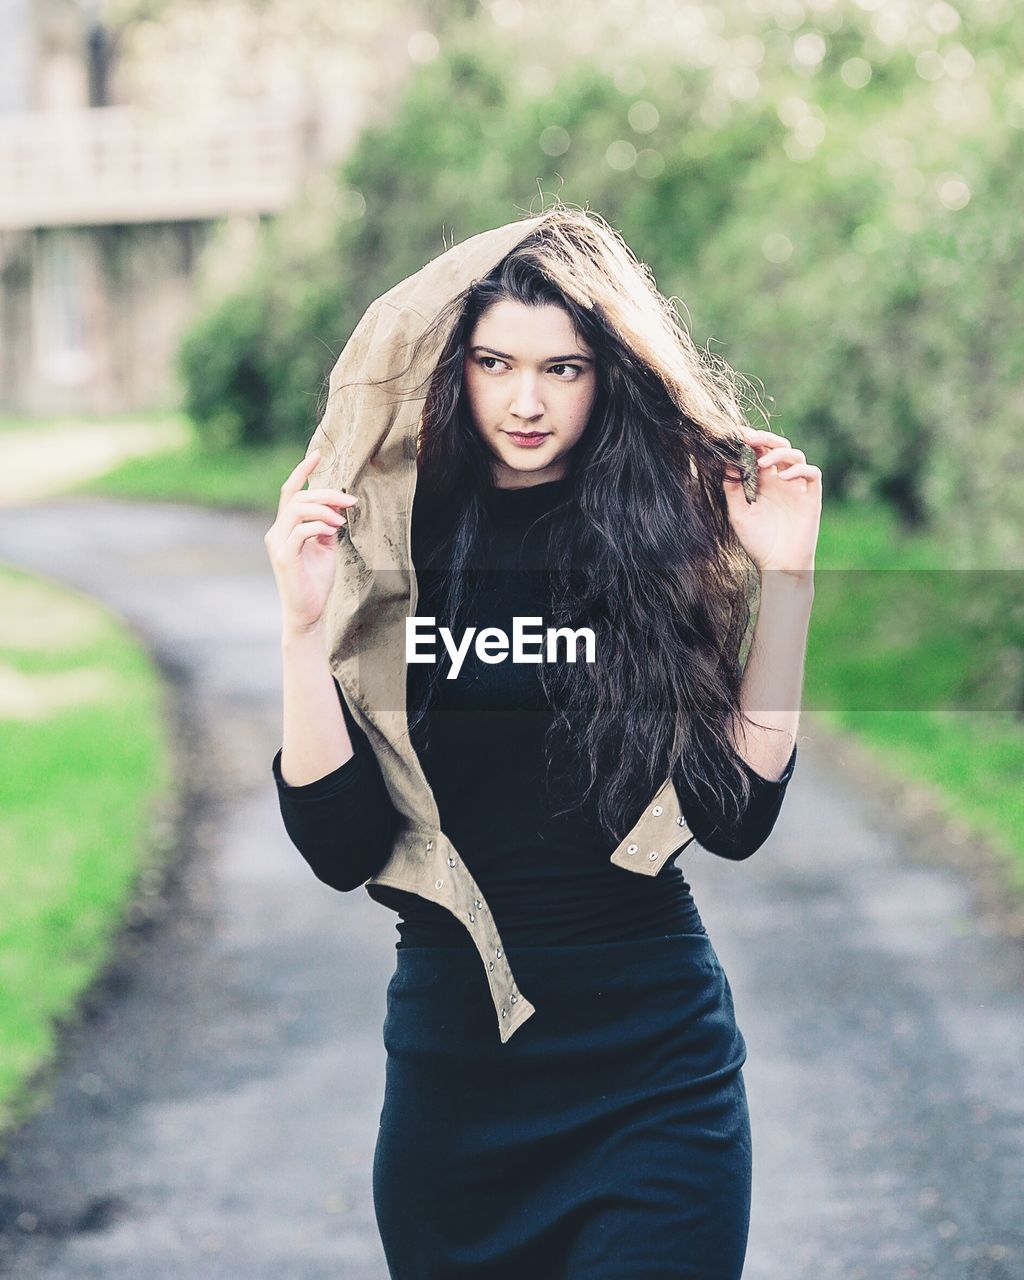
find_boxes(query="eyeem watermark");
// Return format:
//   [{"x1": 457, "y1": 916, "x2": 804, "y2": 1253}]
[{"x1": 406, "y1": 616, "x2": 596, "y2": 678}]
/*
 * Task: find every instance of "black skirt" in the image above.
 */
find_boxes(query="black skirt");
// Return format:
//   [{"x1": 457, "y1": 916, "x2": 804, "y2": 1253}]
[{"x1": 372, "y1": 930, "x2": 752, "y2": 1280}]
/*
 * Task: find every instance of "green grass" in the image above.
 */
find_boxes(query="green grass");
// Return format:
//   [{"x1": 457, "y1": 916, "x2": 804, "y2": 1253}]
[
  {"x1": 0, "y1": 563, "x2": 171, "y2": 1140},
  {"x1": 71, "y1": 421, "x2": 304, "y2": 514},
  {"x1": 0, "y1": 409, "x2": 183, "y2": 435},
  {"x1": 70, "y1": 420, "x2": 1024, "y2": 889},
  {"x1": 811, "y1": 707, "x2": 1023, "y2": 886},
  {"x1": 809, "y1": 498, "x2": 1024, "y2": 885}
]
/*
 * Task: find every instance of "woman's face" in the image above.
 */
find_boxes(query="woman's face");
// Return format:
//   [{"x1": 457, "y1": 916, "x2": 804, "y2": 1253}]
[{"x1": 463, "y1": 299, "x2": 597, "y2": 489}]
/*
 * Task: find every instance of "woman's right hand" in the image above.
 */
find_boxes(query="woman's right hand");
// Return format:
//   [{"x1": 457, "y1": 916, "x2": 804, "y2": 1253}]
[{"x1": 264, "y1": 448, "x2": 359, "y2": 636}]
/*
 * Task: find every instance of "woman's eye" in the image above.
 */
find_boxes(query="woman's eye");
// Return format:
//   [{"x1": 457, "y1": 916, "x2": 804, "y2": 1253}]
[
  {"x1": 478, "y1": 356, "x2": 506, "y2": 371},
  {"x1": 550, "y1": 364, "x2": 582, "y2": 379}
]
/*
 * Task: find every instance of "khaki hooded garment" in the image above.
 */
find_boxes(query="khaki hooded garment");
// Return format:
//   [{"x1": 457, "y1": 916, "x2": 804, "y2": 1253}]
[{"x1": 307, "y1": 213, "x2": 697, "y2": 1044}]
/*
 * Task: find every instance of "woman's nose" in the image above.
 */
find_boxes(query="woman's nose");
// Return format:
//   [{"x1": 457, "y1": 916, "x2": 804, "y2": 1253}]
[{"x1": 510, "y1": 375, "x2": 544, "y2": 420}]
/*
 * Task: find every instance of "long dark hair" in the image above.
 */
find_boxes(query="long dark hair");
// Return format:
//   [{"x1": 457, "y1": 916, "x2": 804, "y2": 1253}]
[{"x1": 322, "y1": 202, "x2": 777, "y2": 843}]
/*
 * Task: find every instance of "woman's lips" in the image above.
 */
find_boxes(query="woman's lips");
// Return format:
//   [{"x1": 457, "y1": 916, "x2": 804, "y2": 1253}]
[{"x1": 506, "y1": 432, "x2": 550, "y2": 448}]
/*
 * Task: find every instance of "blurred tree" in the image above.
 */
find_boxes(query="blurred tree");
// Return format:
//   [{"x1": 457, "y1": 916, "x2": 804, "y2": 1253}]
[
  {"x1": 178, "y1": 0, "x2": 1024, "y2": 576},
  {"x1": 97, "y1": 0, "x2": 417, "y2": 118}
]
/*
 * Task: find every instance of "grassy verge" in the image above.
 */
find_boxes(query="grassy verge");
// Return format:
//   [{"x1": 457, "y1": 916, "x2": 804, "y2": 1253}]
[
  {"x1": 69, "y1": 422, "x2": 1024, "y2": 894},
  {"x1": 809, "y1": 707, "x2": 1023, "y2": 890},
  {"x1": 0, "y1": 412, "x2": 192, "y2": 509},
  {"x1": 807, "y1": 500, "x2": 1024, "y2": 891},
  {"x1": 0, "y1": 562, "x2": 172, "y2": 1140},
  {"x1": 71, "y1": 420, "x2": 302, "y2": 513},
  {"x1": 0, "y1": 410, "x2": 182, "y2": 434}
]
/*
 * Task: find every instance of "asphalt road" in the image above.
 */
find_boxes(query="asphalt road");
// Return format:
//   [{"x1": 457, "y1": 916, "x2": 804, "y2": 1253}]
[{"x1": 0, "y1": 495, "x2": 1020, "y2": 1280}]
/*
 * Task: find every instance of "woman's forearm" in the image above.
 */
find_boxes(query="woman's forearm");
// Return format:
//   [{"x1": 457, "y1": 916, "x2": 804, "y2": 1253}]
[
  {"x1": 734, "y1": 569, "x2": 814, "y2": 782},
  {"x1": 279, "y1": 623, "x2": 355, "y2": 786}
]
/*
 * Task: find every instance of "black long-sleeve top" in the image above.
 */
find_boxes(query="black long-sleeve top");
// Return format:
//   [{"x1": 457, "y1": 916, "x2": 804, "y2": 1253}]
[{"x1": 271, "y1": 476, "x2": 797, "y2": 948}]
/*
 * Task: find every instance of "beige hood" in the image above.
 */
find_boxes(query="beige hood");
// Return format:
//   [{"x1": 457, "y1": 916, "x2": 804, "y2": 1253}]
[{"x1": 307, "y1": 213, "x2": 548, "y2": 824}]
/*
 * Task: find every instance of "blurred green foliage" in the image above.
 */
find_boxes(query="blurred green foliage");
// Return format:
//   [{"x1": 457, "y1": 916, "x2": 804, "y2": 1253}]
[{"x1": 178, "y1": 3, "x2": 1024, "y2": 571}]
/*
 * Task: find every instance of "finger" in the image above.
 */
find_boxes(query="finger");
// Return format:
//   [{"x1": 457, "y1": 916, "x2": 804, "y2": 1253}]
[
  {"x1": 301, "y1": 488, "x2": 359, "y2": 507},
  {"x1": 278, "y1": 449, "x2": 323, "y2": 517},
  {"x1": 288, "y1": 500, "x2": 348, "y2": 527},
  {"x1": 777, "y1": 463, "x2": 821, "y2": 482},
  {"x1": 757, "y1": 447, "x2": 805, "y2": 468},
  {"x1": 740, "y1": 427, "x2": 791, "y2": 449},
  {"x1": 286, "y1": 519, "x2": 340, "y2": 552}
]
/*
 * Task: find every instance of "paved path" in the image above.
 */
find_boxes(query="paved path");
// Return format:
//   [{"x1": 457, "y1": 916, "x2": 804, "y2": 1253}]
[{"x1": 0, "y1": 495, "x2": 1021, "y2": 1280}]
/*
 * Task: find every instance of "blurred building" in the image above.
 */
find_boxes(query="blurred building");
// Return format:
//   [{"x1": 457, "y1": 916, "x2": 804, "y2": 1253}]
[{"x1": 0, "y1": 0, "x2": 362, "y2": 415}]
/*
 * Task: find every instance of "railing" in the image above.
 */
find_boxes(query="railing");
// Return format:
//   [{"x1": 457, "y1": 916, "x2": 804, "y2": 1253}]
[{"x1": 0, "y1": 103, "x2": 312, "y2": 229}]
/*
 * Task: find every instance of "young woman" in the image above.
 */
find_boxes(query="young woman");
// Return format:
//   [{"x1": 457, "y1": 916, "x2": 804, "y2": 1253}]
[{"x1": 265, "y1": 206, "x2": 821, "y2": 1279}]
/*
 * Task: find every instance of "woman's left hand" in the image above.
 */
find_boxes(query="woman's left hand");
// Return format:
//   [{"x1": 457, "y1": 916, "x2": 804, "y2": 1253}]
[{"x1": 723, "y1": 426, "x2": 822, "y2": 573}]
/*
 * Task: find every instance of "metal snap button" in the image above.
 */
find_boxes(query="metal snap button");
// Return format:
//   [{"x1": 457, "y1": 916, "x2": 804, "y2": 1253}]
[
  {"x1": 676, "y1": 816, "x2": 686, "y2": 826},
  {"x1": 474, "y1": 899, "x2": 482, "y2": 909},
  {"x1": 652, "y1": 805, "x2": 663, "y2": 816},
  {"x1": 447, "y1": 856, "x2": 456, "y2": 867},
  {"x1": 468, "y1": 912, "x2": 475, "y2": 923},
  {"x1": 510, "y1": 994, "x2": 517, "y2": 1004},
  {"x1": 501, "y1": 1006, "x2": 508, "y2": 1018},
  {"x1": 488, "y1": 961, "x2": 494, "y2": 971},
  {"x1": 627, "y1": 844, "x2": 638, "y2": 854},
  {"x1": 435, "y1": 878, "x2": 444, "y2": 889},
  {"x1": 426, "y1": 840, "x2": 433, "y2": 851},
  {"x1": 648, "y1": 851, "x2": 659, "y2": 860},
  {"x1": 495, "y1": 948, "x2": 502, "y2": 958}
]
